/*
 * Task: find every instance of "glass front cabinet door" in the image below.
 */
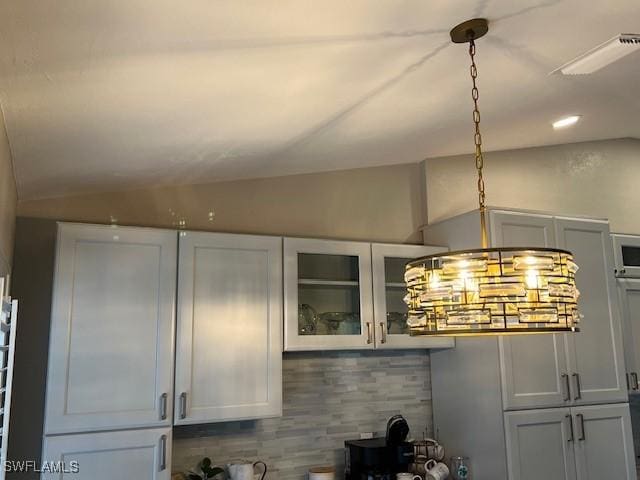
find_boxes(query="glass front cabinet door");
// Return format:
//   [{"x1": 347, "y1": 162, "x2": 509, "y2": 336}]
[
  {"x1": 284, "y1": 237, "x2": 373, "y2": 350},
  {"x1": 371, "y1": 243, "x2": 454, "y2": 349},
  {"x1": 284, "y1": 238, "x2": 455, "y2": 351}
]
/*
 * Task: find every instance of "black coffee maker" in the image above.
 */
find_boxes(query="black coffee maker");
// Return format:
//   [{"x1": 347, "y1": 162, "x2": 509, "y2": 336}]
[{"x1": 344, "y1": 415, "x2": 414, "y2": 480}]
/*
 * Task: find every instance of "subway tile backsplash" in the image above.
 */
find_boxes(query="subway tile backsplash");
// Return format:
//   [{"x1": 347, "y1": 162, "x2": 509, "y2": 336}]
[{"x1": 173, "y1": 350, "x2": 433, "y2": 480}]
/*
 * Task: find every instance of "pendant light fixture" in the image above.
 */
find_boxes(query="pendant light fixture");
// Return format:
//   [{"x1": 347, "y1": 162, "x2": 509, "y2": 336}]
[{"x1": 404, "y1": 19, "x2": 580, "y2": 336}]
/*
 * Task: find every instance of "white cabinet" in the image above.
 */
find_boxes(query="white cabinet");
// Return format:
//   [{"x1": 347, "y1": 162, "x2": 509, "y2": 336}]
[
  {"x1": 556, "y1": 218, "x2": 627, "y2": 405},
  {"x1": 572, "y1": 404, "x2": 636, "y2": 480},
  {"x1": 612, "y1": 234, "x2": 640, "y2": 278},
  {"x1": 41, "y1": 427, "x2": 171, "y2": 480},
  {"x1": 284, "y1": 237, "x2": 374, "y2": 351},
  {"x1": 45, "y1": 224, "x2": 176, "y2": 435},
  {"x1": 371, "y1": 243, "x2": 452, "y2": 349},
  {"x1": 490, "y1": 210, "x2": 557, "y2": 248},
  {"x1": 284, "y1": 237, "x2": 453, "y2": 351},
  {"x1": 614, "y1": 234, "x2": 640, "y2": 393},
  {"x1": 491, "y1": 211, "x2": 573, "y2": 410},
  {"x1": 505, "y1": 404, "x2": 635, "y2": 480},
  {"x1": 426, "y1": 208, "x2": 631, "y2": 479},
  {"x1": 619, "y1": 278, "x2": 640, "y2": 393},
  {"x1": 174, "y1": 232, "x2": 282, "y2": 424},
  {"x1": 491, "y1": 212, "x2": 626, "y2": 409},
  {"x1": 505, "y1": 408, "x2": 576, "y2": 480}
]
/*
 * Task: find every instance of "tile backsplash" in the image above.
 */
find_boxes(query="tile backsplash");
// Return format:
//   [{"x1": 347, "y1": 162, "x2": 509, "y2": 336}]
[{"x1": 173, "y1": 350, "x2": 433, "y2": 480}]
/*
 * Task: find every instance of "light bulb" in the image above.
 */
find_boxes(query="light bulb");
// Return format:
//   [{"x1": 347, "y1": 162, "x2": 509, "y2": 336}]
[{"x1": 525, "y1": 270, "x2": 539, "y2": 289}]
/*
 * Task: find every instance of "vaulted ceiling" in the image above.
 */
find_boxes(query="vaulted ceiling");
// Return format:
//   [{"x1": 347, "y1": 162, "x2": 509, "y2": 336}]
[{"x1": 0, "y1": 0, "x2": 638, "y2": 199}]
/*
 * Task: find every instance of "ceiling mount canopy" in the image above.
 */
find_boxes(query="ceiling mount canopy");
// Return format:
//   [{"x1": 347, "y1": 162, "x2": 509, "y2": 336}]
[
  {"x1": 449, "y1": 18, "x2": 489, "y2": 43},
  {"x1": 404, "y1": 19, "x2": 581, "y2": 337}
]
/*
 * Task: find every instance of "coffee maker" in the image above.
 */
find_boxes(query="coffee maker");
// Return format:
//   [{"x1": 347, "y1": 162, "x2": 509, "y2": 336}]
[{"x1": 344, "y1": 415, "x2": 414, "y2": 480}]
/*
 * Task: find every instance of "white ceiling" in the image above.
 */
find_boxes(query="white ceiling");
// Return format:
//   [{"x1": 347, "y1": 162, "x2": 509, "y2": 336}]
[{"x1": 0, "y1": 1, "x2": 638, "y2": 199}]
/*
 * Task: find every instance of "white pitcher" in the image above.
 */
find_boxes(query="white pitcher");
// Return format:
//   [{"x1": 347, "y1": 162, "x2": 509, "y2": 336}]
[{"x1": 226, "y1": 460, "x2": 267, "y2": 480}]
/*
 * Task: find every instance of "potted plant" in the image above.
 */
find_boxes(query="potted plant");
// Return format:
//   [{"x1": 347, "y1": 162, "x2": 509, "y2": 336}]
[{"x1": 187, "y1": 457, "x2": 225, "y2": 480}]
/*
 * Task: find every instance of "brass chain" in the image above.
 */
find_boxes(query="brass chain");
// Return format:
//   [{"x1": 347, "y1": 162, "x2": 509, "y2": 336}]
[{"x1": 468, "y1": 38, "x2": 485, "y2": 211}]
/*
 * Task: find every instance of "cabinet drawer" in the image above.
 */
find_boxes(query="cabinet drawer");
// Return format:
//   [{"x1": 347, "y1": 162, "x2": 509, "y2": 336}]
[{"x1": 41, "y1": 427, "x2": 171, "y2": 480}]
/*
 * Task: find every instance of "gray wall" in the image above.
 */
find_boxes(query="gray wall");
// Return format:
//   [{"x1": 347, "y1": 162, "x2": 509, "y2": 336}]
[
  {"x1": 425, "y1": 137, "x2": 640, "y2": 235},
  {"x1": 0, "y1": 109, "x2": 17, "y2": 277},
  {"x1": 17, "y1": 162, "x2": 426, "y2": 245},
  {"x1": 7, "y1": 218, "x2": 57, "y2": 479},
  {"x1": 173, "y1": 350, "x2": 433, "y2": 480}
]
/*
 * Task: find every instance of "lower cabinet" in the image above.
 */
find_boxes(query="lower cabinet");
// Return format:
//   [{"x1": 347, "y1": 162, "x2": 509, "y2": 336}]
[
  {"x1": 41, "y1": 427, "x2": 172, "y2": 480},
  {"x1": 505, "y1": 404, "x2": 635, "y2": 480}
]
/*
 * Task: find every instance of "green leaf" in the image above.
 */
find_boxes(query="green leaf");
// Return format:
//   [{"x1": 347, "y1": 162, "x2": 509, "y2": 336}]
[
  {"x1": 188, "y1": 474, "x2": 203, "y2": 480},
  {"x1": 201, "y1": 458, "x2": 212, "y2": 469},
  {"x1": 206, "y1": 467, "x2": 225, "y2": 478}
]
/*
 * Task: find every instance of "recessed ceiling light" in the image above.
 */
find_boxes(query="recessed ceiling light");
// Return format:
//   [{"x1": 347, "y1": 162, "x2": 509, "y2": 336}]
[
  {"x1": 552, "y1": 115, "x2": 581, "y2": 129},
  {"x1": 553, "y1": 34, "x2": 640, "y2": 75}
]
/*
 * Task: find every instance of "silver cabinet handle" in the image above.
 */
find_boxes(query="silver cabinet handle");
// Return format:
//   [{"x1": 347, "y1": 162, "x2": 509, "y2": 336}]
[
  {"x1": 561, "y1": 373, "x2": 570, "y2": 401},
  {"x1": 577, "y1": 413, "x2": 585, "y2": 441},
  {"x1": 627, "y1": 373, "x2": 631, "y2": 391},
  {"x1": 565, "y1": 414, "x2": 574, "y2": 442},
  {"x1": 379, "y1": 322, "x2": 387, "y2": 344},
  {"x1": 366, "y1": 322, "x2": 372, "y2": 344},
  {"x1": 159, "y1": 393, "x2": 168, "y2": 420},
  {"x1": 159, "y1": 434, "x2": 167, "y2": 471},
  {"x1": 572, "y1": 373, "x2": 582, "y2": 400},
  {"x1": 179, "y1": 392, "x2": 187, "y2": 419},
  {"x1": 632, "y1": 372, "x2": 639, "y2": 390}
]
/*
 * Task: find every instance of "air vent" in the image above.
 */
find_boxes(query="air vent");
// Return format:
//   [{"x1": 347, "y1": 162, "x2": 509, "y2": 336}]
[{"x1": 553, "y1": 34, "x2": 640, "y2": 75}]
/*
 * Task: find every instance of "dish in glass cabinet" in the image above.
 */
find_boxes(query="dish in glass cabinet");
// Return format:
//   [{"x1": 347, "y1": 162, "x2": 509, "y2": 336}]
[
  {"x1": 298, "y1": 303, "x2": 318, "y2": 335},
  {"x1": 318, "y1": 312, "x2": 361, "y2": 335},
  {"x1": 387, "y1": 311, "x2": 408, "y2": 334}
]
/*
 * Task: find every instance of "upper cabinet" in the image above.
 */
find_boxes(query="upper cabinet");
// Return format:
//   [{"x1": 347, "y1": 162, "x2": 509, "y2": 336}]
[
  {"x1": 490, "y1": 211, "x2": 627, "y2": 409},
  {"x1": 612, "y1": 234, "x2": 640, "y2": 278},
  {"x1": 44, "y1": 222, "x2": 455, "y2": 436},
  {"x1": 284, "y1": 237, "x2": 374, "y2": 350},
  {"x1": 491, "y1": 211, "x2": 572, "y2": 410},
  {"x1": 371, "y1": 243, "x2": 453, "y2": 349},
  {"x1": 174, "y1": 232, "x2": 282, "y2": 425},
  {"x1": 45, "y1": 224, "x2": 177, "y2": 435},
  {"x1": 555, "y1": 218, "x2": 627, "y2": 405},
  {"x1": 284, "y1": 238, "x2": 453, "y2": 351}
]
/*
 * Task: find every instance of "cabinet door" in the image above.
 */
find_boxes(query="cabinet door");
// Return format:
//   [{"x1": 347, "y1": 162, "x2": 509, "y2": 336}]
[
  {"x1": 618, "y1": 279, "x2": 640, "y2": 393},
  {"x1": 572, "y1": 404, "x2": 635, "y2": 480},
  {"x1": 371, "y1": 243, "x2": 453, "y2": 349},
  {"x1": 504, "y1": 408, "x2": 577, "y2": 480},
  {"x1": 556, "y1": 218, "x2": 627, "y2": 405},
  {"x1": 491, "y1": 211, "x2": 572, "y2": 410},
  {"x1": 284, "y1": 238, "x2": 373, "y2": 351},
  {"x1": 45, "y1": 224, "x2": 176, "y2": 434},
  {"x1": 175, "y1": 232, "x2": 282, "y2": 424},
  {"x1": 41, "y1": 427, "x2": 171, "y2": 480}
]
